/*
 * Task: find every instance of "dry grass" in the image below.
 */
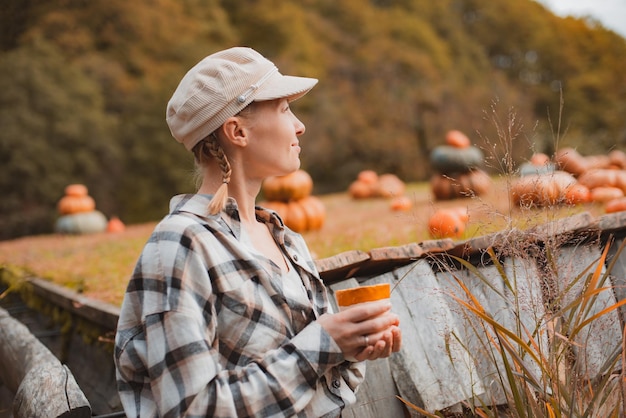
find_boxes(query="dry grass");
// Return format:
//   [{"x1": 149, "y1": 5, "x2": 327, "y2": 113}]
[{"x1": 0, "y1": 177, "x2": 605, "y2": 306}]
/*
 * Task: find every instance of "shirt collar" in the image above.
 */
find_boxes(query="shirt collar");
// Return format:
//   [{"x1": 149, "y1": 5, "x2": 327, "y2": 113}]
[{"x1": 168, "y1": 193, "x2": 286, "y2": 235}]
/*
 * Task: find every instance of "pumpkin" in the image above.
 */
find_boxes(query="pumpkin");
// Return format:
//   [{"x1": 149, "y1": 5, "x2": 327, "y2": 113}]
[
  {"x1": 428, "y1": 209, "x2": 466, "y2": 239},
  {"x1": 106, "y1": 216, "x2": 126, "y2": 233},
  {"x1": 390, "y1": 195, "x2": 413, "y2": 211},
  {"x1": 261, "y1": 196, "x2": 325, "y2": 233},
  {"x1": 530, "y1": 153, "x2": 550, "y2": 166},
  {"x1": 296, "y1": 195, "x2": 326, "y2": 231},
  {"x1": 445, "y1": 130, "x2": 471, "y2": 148},
  {"x1": 577, "y1": 169, "x2": 620, "y2": 189},
  {"x1": 555, "y1": 148, "x2": 588, "y2": 176},
  {"x1": 348, "y1": 179, "x2": 376, "y2": 199},
  {"x1": 55, "y1": 211, "x2": 107, "y2": 234},
  {"x1": 564, "y1": 183, "x2": 591, "y2": 205},
  {"x1": 605, "y1": 197, "x2": 626, "y2": 213},
  {"x1": 510, "y1": 171, "x2": 577, "y2": 207},
  {"x1": 450, "y1": 206, "x2": 469, "y2": 223},
  {"x1": 262, "y1": 170, "x2": 313, "y2": 202},
  {"x1": 430, "y1": 145, "x2": 484, "y2": 174},
  {"x1": 57, "y1": 184, "x2": 96, "y2": 215},
  {"x1": 590, "y1": 186, "x2": 624, "y2": 203},
  {"x1": 357, "y1": 170, "x2": 378, "y2": 185},
  {"x1": 373, "y1": 174, "x2": 406, "y2": 198},
  {"x1": 430, "y1": 170, "x2": 491, "y2": 200},
  {"x1": 609, "y1": 150, "x2": 626, "y2": 169},
  {"x1": 65, "y1": 184, "x2": 89, "y2": 197}
]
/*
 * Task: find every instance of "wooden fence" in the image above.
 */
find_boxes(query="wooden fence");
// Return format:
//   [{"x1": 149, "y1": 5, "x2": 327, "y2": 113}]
[{"x1": 1, "y1": 210, "x2": 626, "y2": 417}]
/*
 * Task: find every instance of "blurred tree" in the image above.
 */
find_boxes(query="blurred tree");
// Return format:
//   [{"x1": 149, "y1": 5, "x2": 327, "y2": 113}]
[
  {"x1": 0, "y1": 39, "x2": 118, "y2": 239},
  {"x1": 1, "y1": 0, "x2": 625, "y2": 239}
]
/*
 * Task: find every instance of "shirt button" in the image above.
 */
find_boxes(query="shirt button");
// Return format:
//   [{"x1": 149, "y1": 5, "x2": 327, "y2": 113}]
[
  {"x1": 293, "y1": 254, "x2": 299, "y2": 261},
  {"x1": 332, "y1": 380, "x2": 341, "y2": 389}
]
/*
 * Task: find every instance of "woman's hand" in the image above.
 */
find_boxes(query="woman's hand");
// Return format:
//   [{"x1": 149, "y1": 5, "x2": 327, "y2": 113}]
[{"x1": 317, "y1": 300, "x2": 402, "y2": 362}]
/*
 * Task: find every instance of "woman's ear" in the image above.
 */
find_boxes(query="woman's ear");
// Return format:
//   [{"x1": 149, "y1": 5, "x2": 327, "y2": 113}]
[{"x1": 221, "y1": 117, "x2": 248, "y2": 147}]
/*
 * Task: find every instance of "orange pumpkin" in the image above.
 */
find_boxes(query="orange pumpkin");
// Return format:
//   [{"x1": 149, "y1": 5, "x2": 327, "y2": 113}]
[
  {"x1": 430, "y1": 170, "x2": 491, "y2": 200},
  {"x1": 428, "y1": 209, "x2": 466, "y2": 239},
  {"x1": 57, "y1": 184, "x2": 96, "y2": 215},
  {"x1": 577, "y1": 169, "x2": 621, "y2": 189},
  {"x1": 65, "y1": 184, "x2": 89, "y2": 197},
  {"x1": 445, "y1": 130, "x2": 471, "y2": 148},
  {"x1": 262, "y1": 170, "x2": 313, "y2": 202},
  {"x1": 450, "y1": 206, "x2": 469, "y2": 223},
  {"x1": 106, "y1": 216, "x2": 126, "y2": 233},
  {"x1": 348, "y1": 180, "x2": 375, "y2": 199},
  {"x1": 605, "y1": 197, "x2": 626, "y2": 213},
  {"x1": 390, "y1": 196, "x2": 413, "y2": 211},
  {"x1": 296, "y1": 196, "x2": 326, "y2": 231},
  {"x1": 511, "y1": 171, "x2": 577, "y2": 206},
  {"x1": 260, "y1": 196, "x2": 325, "y2": 232},
  {"x1": 357, "y1": 170, "x2": 379, "y2": 185},
  {"x1": 609, "y1": 150, "x2": 626, "y2": 170},
  {"x1": 564, "y1": 183, "x2": 591, "y2": 205},
  {"x1": 590, "y1": 186, "x2": 624, "y2": 203},
  {"x1": 555, "y1": 148, "x2": 588, "y2": 176},
  {"x1": 374, "y1": 174, "x2": 406, "y2": 198},
  {"x1": 530, "y1": 153, "x2": 550, "y2": 166}
]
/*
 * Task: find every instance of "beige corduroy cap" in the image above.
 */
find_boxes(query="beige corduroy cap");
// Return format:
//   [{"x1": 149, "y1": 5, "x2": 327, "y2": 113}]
[{"x1": 166, "y1": 47, "x2": 319, "y2": 151}]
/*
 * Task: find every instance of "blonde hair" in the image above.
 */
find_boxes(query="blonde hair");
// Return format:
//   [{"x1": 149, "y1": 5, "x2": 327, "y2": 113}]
[
  {"x1": 193, "y1": 133, "x2": 232, "y2": 215},
  {"x1": 191, "y1": 103, "x2": 255, "y2": 215}
]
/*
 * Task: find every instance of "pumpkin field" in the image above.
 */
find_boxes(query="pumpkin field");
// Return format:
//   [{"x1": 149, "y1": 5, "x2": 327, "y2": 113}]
[{"x1": 0, "y1": 169, "x2": 609, "y2": 307}]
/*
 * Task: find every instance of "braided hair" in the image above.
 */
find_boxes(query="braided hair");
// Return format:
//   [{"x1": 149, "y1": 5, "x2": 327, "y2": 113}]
[{"x1": 192, "y1": 132, "x2": 232, "y2": 215}]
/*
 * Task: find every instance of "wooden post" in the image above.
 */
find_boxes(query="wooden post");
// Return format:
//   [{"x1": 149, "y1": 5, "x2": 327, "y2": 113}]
[{"x1": 0, "y1": 306, "x2": 91, "y2": 418}]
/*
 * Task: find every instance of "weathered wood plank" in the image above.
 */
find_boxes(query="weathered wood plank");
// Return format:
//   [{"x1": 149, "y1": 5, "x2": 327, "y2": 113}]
[
  {"x1": 28, "y1": 277, "x2": 120, "y2": 330},
  {"x1": 606, "y1": 237, "x2": 626, "y2": 326},
  {"x1": 0, "y1": 306, "x2": 91, "y2": 417},
  {"x1": 357, "y1": 243, "x2": 425, "y2": 279},
  {"x1": 527, "y1": 211, "x2": 597, "y2": 242},
  {"x1": 316, "y1": 250, "x2": 370, "y2": 285},
  {"x1": 435, "y1": 257, "x2": 548, "y2": 406},
  {"x1": 553, "y1": 245, "x2": 622, "y2": 378},
  {"x1": 372, "y1": 261, "x2": 483, "y2": 412},
  {"x1": 13, "y1": 364, "x2": 91, "y2": 418},
  {"x1": 598, "y1": 211, "x2": 626, "y2": 234}
]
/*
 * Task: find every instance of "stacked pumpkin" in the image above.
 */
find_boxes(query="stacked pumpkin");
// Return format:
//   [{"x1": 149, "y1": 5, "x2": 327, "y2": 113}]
[
  {"x1": 260, "y1": 169, "x2": 326, "y2": 233},
  {"x1": 429, "y1": 130, "x2": 491, "y2": 200},
  {"x1": 55, "y1": 184, "x2": 108, "y2": 234}
]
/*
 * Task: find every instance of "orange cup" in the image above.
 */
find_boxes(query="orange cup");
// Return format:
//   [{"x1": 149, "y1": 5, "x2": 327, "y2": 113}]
[{"x1": 335, "y1": 283, "x2": 391, "y2": 310}]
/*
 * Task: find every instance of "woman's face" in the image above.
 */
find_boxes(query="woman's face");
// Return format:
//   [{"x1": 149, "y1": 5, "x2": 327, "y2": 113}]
[{"x1": 241, "y1": 98, "x2": 306, "y2": 180}]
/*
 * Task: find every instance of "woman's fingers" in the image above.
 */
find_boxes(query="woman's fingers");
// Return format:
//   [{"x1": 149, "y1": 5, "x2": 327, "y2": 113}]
[{"x1": 339, "y1": 300, "x2": 392, "y2": 322}]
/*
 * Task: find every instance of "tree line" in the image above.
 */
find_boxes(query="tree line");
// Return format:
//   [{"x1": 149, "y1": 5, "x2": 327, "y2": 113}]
[{"x1": 1, "y1": 0, "x2": 625, "y2": 239}]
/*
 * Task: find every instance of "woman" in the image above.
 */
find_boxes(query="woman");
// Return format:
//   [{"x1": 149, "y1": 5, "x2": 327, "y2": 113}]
[{"x1": 114, "y1": 46, "x2": 402, "y2": 418}]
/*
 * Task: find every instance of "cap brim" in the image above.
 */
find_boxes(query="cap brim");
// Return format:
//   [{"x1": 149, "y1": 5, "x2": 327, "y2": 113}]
[{"x1": 254, "y1": 73, "x2": 318, "y2": 103}]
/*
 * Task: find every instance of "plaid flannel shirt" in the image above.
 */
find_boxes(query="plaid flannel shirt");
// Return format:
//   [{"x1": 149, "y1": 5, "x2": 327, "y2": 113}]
[{"x1": 114, "y1": 194, "x2": 365, "y2": 417}]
